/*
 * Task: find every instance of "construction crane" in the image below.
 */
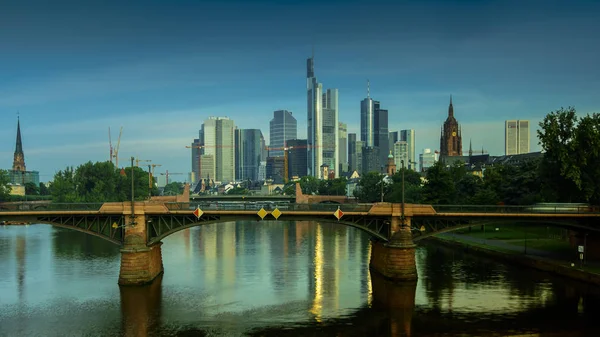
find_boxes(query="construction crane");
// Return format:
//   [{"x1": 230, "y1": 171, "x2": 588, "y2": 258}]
[
  {"x1": 160, "y1": 170, "x2": 186, "y2": 185},
  {"x1": 108, "y1": 126, "x2": 123, "y2": 167},
  {"x1": 150, "y1": 164, "x2": 162, "y2": 176},
  {"x1": 147, "y1": 164, "x2": 161, "y2": 190},
  {"x1": 135, "y1": 158, "x2": 151, "y2": 167},
  {"x1": 266, "y1": 144, "x2": 311, "y2": 183}
]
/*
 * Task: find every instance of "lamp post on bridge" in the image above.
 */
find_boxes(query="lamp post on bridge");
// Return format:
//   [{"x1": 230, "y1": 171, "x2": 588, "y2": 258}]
[{"x1": 401, "y1": 160, "x2": 405, "y2": 228}]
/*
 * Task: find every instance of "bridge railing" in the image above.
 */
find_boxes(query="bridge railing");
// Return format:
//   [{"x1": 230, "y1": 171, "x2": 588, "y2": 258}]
[
  {"x1": 0, "y1": 203, "x2": 105, "y2": 212},
  {"x1": 165, "y1": 202, "x2": 374, "y2": 213},
  {"x1": 432, "y1": 204, "x2": 599, "y2": 214}
]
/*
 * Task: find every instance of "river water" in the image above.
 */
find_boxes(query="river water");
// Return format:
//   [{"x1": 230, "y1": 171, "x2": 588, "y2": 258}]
[{"x1": 1, "y1": 221, "x2": 600, "y2": 337}]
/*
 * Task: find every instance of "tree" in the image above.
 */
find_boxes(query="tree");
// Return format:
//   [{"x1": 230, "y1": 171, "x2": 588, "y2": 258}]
[
  {"x1": 227, "y1": 186, "x2": 248, "y2": 195},
  {"x1": 354, "y1": 172, "x2": 390, "y2": 202},
  {"x1": 163, "y1": 182, "x2": 183, "y2": 196},
  {"x1": 51, "y1": 167, "x2": 79, "y2": 202},
  {"x1": 50, "y1": 161, "x2": 158, "y2": 202},
  {"x1": 298, "y1": 176, "x2": 320, "y2": 195},
  {"x1": 24, "y1": 182, "x2": 39, "y2": 195},
  {"x1": 39, "y1": 182, "x2": 50, "y2": 196},
  {"x1": 421, "y1": 161, "x2": 455, "y2": 204},
  {"x1": 0, "y1": 169, "x2": 11, "y2": 201},
  {"x1": 538, "y1": 107, "x2": 600, "y2": 204}
]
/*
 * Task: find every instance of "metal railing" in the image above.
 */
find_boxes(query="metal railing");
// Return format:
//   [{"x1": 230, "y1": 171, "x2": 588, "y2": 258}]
[
  {"x1": 165, "y1": 202, "x2": 374, "y2": 213},
  {"x1": 432, "y1": 204, "x2": 599, "y2": 214},
  {"x1": 0, "y1": 203, "x2": 105, "y2": 212}
]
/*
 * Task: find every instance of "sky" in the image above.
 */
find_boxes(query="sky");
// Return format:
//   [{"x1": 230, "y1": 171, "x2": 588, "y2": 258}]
[{"x1": 1, "y1": 0, "x2": 599, "y2": 182}]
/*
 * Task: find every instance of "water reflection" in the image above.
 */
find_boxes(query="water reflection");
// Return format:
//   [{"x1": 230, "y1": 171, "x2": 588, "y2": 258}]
[
  {"x1": 2, "y1": 223, "x2": 600, "y2": 336},
  {"x1": 120, "y1": 275, "x2": 163, "y2": 337}
]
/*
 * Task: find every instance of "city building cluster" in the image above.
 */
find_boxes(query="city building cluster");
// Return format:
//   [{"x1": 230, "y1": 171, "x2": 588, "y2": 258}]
[{"x1": 184, "y1": 54, "x2": 534, "y2": 194}]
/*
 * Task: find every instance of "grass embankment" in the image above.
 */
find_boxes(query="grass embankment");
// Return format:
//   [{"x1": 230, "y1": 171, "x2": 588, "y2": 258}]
[
  {"x1": 438, "y1": 223, "x2": 600, "y2": 275},
  {"x1": 454, "y1": 223, "x2": 573, "y2": 254}
]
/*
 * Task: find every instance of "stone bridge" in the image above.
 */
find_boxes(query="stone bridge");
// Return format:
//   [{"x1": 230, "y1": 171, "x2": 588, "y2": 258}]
[{"x1": 2, "y1": 200, "x2": 600, "y2": 286}]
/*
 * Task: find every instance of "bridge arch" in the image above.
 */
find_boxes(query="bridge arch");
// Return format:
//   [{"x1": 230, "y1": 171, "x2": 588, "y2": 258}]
[
  {"x1": 412, "y1": 218, "x2": 591, "y2": 242},
  {"x1": 15, "y1": 216, "x2": 126, "y2": 246},
  {"x1": 146, "y1": 215, "x2": 389, "y2": 245}
]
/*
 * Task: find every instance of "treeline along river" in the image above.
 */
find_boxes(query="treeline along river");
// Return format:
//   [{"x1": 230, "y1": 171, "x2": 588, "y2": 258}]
[{"x1": 1, "y1": 221, "x2": 600, "y2": 336}]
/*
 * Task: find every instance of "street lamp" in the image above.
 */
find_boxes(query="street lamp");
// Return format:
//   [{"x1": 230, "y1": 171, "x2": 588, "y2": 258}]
[
  {"x1": 380, "y1": 165, "x2": 384, "y2": 202},
  {"x1": 401, "y1": 160, "x2": 405, "y2": 227}
]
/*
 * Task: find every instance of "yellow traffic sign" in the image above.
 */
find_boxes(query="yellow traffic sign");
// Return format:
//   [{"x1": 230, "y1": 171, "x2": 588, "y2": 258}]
[
  {"x1": 257, "y1": 208, "x2": 268, "y2": 220},
  {"x1": 193, "y1": 206, "x2": 204, "y2": 219},
  {"x1": 272, "y1": 208, "x2": 282, "y2": 220},
  {"x1": 334, "y1": 207, "x2": 344, "y2": 220}
]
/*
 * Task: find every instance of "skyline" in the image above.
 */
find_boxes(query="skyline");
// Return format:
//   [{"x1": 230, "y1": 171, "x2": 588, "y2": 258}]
[{"x1": 1, "y1": 0, "x2": 599, "y2": 181}]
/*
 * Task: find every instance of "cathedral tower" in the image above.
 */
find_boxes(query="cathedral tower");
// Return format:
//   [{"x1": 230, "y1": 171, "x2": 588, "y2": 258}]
[
  {"x1": 12, "y1": 117, "x2": 26, "y2": 172},
  {"x1": 440, "y1": 96, "x2": 463, "y2": 156}
]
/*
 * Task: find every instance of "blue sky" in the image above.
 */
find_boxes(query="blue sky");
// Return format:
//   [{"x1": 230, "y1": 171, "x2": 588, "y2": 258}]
[{"x1": 1, "y1": 0, "x2": 599, "y2": 182}]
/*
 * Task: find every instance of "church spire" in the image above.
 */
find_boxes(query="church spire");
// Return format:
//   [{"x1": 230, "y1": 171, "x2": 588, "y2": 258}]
[
  {"x1": 12, "y1": 115, "x2": 26, "y2": 172},
  {"x1": 469, "y1": 138, "x2": 473, "y2": 157},
  {"x1": 448, "y1": 95, "x2": 454, "y2": 118}
]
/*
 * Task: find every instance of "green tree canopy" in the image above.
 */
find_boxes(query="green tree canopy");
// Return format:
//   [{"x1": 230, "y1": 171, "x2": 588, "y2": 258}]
[{"x1": 0, "y1": 169, "x2": 11, "y2": 201}]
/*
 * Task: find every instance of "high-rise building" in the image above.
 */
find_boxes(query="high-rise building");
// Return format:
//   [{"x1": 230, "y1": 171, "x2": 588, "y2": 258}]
[
  {"x1": 191, "y1": 138, "x2": 202, "y2": 181},
  {"x1": 440, "y1": 96, "x2": 463, "y2": 156},
  {"x1": 266, "y1": 156, "x2": 286, "y2": 184},
  {"x1": 322, "y1": 89, "x2": 339, "y2": 178},
  {"x1": 287, "y1": 139, "x2": 308, "y2": 179},
  {"x1": 235, "y1": 128, "x2": 265, "y2": 181},
  {"x1": 360, "y1": 90, "x2": 375, "y2": 147},
  {"x1": 269, "y1": 110, "x2": 297, "y2": 157},
  {"x1": 362, "y1": 146, "x2": 380, "y2": 174},
  {"x1": 400, "y1": 129, "x2": 416, "y2": 171},
  {"x1": 374, "y1": 101, "x2": 389, "y2": 167},
  {"x1": 419, "y1": 148, "x2": 439, "y2": 172},
  {"x1": 388, "y1": 131, "x2": 399, "y2": 154},
  {"x1": 505, "y1": 120, "x2": 530, "y2": 155},
  {"x1": 307, "y1": 55, "x2": 323, "y2": 178},
  {"x1": 393, "y1": 141, "x2": 408, "y2": 169},
  {"x1": 338, "y1": 122, "x2": 348, "y2": 174},
  {"x1": 202, "y1": 116, "x2": 235, "y2": 182},
  {"x1": 348, "y1": 133, "x2": 357, "y2": 172}
]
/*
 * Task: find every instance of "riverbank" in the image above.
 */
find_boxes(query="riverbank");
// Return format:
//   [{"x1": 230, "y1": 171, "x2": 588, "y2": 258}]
[{"x1": 429, "y1": 226, "x2": 600, "y2": 286}]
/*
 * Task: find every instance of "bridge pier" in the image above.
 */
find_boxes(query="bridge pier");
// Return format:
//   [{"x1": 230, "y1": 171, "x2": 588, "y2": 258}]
[
  {"x1": 370, "y1": 216, "x2": 418, "y2": 281},
  {"x1": 118, "y1": 203, "x2": 164, "y2": 286}
]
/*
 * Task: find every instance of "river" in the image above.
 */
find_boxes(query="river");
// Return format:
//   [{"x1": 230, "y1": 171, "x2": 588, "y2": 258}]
[{"x1": 1, "y1": 221, "x2": 600, "y2": 336}]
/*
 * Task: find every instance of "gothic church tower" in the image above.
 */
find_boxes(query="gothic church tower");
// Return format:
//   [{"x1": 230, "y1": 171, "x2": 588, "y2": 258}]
[
  {"x1": 440, "y1": 96, "x2": 463, "y2": 156},
  {"x1": 12, "y1": 117, "x2": 26, "y2": 172}
]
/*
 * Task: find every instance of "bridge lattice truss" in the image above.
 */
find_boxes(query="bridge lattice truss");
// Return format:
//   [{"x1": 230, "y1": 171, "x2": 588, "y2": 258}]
[
  {"x1": 33, "y1": 214, "x2": 125, "y2": 245},
  {"x1": 145, "y1": 213, "x2": 392, "y2": 245}
]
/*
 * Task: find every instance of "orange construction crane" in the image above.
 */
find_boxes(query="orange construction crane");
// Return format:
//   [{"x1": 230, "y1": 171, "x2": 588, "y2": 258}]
[
  {"x1": 265, "y1": 144, "x2": 311, "y2": 183},
  {"x1": 159, "y1": 170, "x2": 186, "y2": 185},
  {"x1": 136, "y1": 158, "x2": 151, "y2": 167}
]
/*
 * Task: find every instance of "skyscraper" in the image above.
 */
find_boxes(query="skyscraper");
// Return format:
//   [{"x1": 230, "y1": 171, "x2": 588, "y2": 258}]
[
  {"x1": 307, "y1": 55, "x2": 323, "y2": 178},
  {"x1": 388, "y1": 131, "x2": 399, "y2": 155},
  {"x1": 400, "y1": 129, "x2": 416, "y2": 171},
  {"x1": 269, "y1": 110, "x2": 297, "y2": 157},
  {"x1": 505, "y1": 120, "x2": 530, "y2": 155},
  {"x1": 235, "y1": 128, "x2": 265, "y2": 181},
  {"x1": 338, "y1": 122, "x2": 348, "y2": 173},
  {"x1": 348, "y1": 133, "x2": 357, "y2": 172},
  {"x1": 202, "y1": 116, "x2": 235, "y2": 182},
  {"x1": 287, "y1": 139, "x2": 308, "y2": 178},
  {"x1": 360, "y1": 83, "x2": 375, "y2": 147},
  {"x1": 322, "y1": 89, "x2": 339, "y2": 178},
  {"x1": 374, "y1": 101, "x2": 389, "y2": 167}
]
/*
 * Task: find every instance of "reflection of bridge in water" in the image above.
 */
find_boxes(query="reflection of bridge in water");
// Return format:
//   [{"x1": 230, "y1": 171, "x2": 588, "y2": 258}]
[
  {"x1": 2, "y1": 201, "x2": 600, "y2": 285},
  {"x1": 118, "y1": 270, "x2": 600, "y2": 337}
]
